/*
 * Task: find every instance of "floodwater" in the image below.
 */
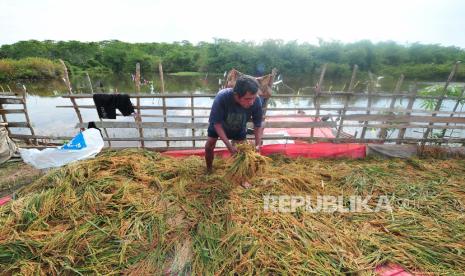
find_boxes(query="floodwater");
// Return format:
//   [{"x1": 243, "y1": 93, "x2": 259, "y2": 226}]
[{"x1": 1, "y1": 74, "x2": 464, "y2": 147}]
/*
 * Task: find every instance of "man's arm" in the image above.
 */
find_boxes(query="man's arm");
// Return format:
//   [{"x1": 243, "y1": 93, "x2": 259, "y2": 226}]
[
  {"x1": 252, "y1": 97, "x2": 264, "y2": 151},
  {"x1": 214, "y1": 123, "x2": 237, "y2": 154},
  {"x1": 254, "y1": 126, "x2": 263, "y2": 150},
  {"x1": 210, "y1": 93, "x2": 237, "y2": 154}
]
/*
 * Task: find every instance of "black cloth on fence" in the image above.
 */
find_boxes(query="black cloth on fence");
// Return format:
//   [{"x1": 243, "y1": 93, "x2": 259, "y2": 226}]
[{"x1": 92, "y1": 94, "x2": 135, "y2": 119}]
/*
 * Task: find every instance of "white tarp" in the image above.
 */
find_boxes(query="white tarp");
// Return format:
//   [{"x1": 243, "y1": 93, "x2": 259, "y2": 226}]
[{"x1": 19, "y1": 128, "x2": 104, "y2": 169}]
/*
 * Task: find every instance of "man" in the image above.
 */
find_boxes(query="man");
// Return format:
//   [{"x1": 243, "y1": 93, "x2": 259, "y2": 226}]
[{"x1": 205, "y1": 75, "x2": 263, "y2": 173}]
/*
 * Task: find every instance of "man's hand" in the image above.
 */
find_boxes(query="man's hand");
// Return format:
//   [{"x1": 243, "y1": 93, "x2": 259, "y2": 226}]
[
  {"x1": 228, "y1": 144, "x2": 238, "y2": 155},
  {"x1": 255, "y1": 145, "x2": 261, "y2": 153}
]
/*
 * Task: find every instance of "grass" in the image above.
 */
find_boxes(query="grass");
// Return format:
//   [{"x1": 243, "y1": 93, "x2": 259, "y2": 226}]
[
  {"x1": 0, "y1": 161, "x2": 43, "y2": 197},
  {"x1": 0, "y1": 149, "x2": 464, "y2": 274}
]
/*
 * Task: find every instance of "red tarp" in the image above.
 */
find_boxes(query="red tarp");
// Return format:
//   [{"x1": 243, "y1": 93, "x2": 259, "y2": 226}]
[
  {"x1": 163, "y1": 143, "x2": 366, "y2": 159},
  {"x1": 375, "y1": 262, "x2": 427, "y2": 276},
  {"x1": 0, "y1": 195, "x2": 12, "y2": 206}
]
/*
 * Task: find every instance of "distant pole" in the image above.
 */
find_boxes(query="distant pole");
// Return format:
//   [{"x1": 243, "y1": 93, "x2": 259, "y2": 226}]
[
  {"x1": 59, "y1": 59, "x2": 73, "y2": 94},
  {"x1": 85, "y1": 72, "x2": 94, "y2": 93},
  {"x1": 159, "y1": 63, "x2": 165, "y2": 93},
  {"x1": 135, "y1": 63, "x2": 141, "y2": 93},
  {"x1": 348, "y1": 65, "x2": 358, "y2": 92}
]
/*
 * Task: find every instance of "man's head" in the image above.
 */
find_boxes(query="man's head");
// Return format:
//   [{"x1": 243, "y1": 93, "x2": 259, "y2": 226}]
[{"x1": 233, "y1": 76, "x2": 260, "y2": 108}]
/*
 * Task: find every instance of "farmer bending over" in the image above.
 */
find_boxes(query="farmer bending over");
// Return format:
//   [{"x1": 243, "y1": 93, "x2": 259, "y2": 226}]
[{"x1": 205, "y1": 75, "x2": 263, "y2": 173}]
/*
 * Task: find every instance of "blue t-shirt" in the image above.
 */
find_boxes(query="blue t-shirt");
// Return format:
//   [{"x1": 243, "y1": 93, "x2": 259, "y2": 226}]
[{"x1": 208, "y1": 88, "x2": 263, "y2": 139}]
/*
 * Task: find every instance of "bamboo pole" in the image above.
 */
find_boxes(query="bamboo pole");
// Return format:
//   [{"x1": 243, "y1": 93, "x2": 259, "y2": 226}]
[
  {"x1": 347, "y1": 65, "x2": 358, "y2": 92},
  {"x1": 85, "y1": 72, "x2": 93, "y2": 93},
  {"x1": 443, "y1": 85, "x2": 465, "y2": 144},
  {"x1": 379, "y1": 74, "x2": 404, "y2": 139},
  {"x1": 159, "y1": 63, "x2": 169, "y2": 147},
  {"x1": 60, "y1": 92, "x2": 463, "y2": 101},
  {"x1": 397, "y1": 83, "x2": 417, "y2": 143},
  {"x1": 191, "y1": 95, "x2": 195, "y2": 147},
  {"x1": 59, "y1": 59, "x2": 85, "y2": 131},
  {"x1": 311, "y1": 64, "x2": 327, "y2": 138},
  {"x1": 19, "y1": 85, "x2": 37, "y2": 145},
  {"x1": 360, "y1": 75, "x2": 374, "y2": 139},
  {"x1": 162, "y1": 96, "x2": 169, "y2": 147},
  {"x1": 159, "y1": 63, "x2": 165, "y2": 93},
  {"x1": 337, "y1": 65, "x2": 357, "y2": 138},
  {"x1": 135, "y1": 63, "x2": 145, "y2": 148}
]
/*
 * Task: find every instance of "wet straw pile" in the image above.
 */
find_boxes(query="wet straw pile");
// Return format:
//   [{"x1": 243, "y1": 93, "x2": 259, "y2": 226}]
[
  {"x1": 0, "y1": 149, "x2": 464, "y2": 274},
  {"x1": 225, "y1": 143, "x2": 270, "y2": 183}
]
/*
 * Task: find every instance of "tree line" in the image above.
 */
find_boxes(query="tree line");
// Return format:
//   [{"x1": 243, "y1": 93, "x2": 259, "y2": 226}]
[{"x1": 0, "y1": 39, "x2": 464, "y2": 81}]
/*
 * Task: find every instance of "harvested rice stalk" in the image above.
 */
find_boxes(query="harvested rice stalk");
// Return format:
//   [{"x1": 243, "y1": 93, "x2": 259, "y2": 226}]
[
  {"x1": 225, "y1": 143, "x2": 270, "y2": 184},
  {"x1": 1, "y1": 149, "x2": 465, "y2": 275}
]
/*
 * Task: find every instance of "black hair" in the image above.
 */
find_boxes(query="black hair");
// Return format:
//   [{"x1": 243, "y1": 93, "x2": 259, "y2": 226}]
[{"x1": 233, "y1": 76, "x2": 259, "y2": 97}]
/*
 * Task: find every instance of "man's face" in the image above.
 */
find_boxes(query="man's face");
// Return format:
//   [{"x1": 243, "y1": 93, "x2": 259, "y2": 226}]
[{"x1": 235, "y1": 91, "x2": 257, "y2": 108}]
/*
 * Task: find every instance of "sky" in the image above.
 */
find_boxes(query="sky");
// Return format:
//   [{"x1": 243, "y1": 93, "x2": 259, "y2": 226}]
[{"x1": 1, "y1": 0, "x2": 464, "y2": 48}]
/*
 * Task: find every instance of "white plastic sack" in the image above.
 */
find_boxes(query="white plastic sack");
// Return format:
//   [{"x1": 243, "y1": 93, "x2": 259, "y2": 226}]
[
  {"x1": 19, "y1": 128, "x2": 104, "y2": 169},
  {"x1": 0, "y1": 126, "x2": 18, "y2": 164}
]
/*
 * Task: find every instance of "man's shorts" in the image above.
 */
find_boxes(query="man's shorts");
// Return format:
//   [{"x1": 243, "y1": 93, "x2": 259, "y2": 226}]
[{"x1": 207, "y1": 125, "x2": 246, "y2": 141}]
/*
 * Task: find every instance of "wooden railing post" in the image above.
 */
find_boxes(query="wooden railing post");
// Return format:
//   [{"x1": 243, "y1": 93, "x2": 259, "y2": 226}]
[
  {"x1": 348, "y1": 65, "x2": 358, "y2": 92},
  {"x1": 360, "y1": 73, "x2": 375, "y2": 139},
  {"x1": 397, "y1": 83, "x2": 417, "y2": 143},
  {"x1": 311, "y1": 64, "x2": 327, "y2": 138},
  {"x1": 158, "y1": 63, "x2": 169, "y2": 147},
  {"x1": 135, "y1": 63, "x2": 145, "y2": 148},
  {"x1": 379, "y1": 74, "x2": 404, "y2": 139},
  {"x1": 336, "y1": 65, "x2": 357, "y2": 138},
  {"x1": 191, "y1": 94, "x2": 195, "y2": 147},
  {"x1": 20, "y1": 85, "x2": 37, "y2": 145}
]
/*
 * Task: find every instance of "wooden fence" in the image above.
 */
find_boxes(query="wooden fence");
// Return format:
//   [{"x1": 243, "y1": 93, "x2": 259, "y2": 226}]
[
  {"x1": 0, "y1": 88, "x2": 36, "y2": 145},
  {"x1": 49, "y1": 88, "x2": 465, "y2": 149},
  {"x1": 2, "y1": 62, "x2": 465, "y2": 149}
]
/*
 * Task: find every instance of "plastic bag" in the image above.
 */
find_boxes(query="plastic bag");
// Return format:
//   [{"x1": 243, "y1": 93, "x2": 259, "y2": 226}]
[
  {"x1": 19, "y1": 128, "x2": 104, "y2": 169},
  {"x1": 0, "y1": 126, "x2": 18, "y2": 164}
]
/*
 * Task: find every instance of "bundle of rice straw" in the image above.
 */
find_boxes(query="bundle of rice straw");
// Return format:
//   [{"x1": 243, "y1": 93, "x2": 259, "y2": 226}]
[{"x1": 225, "y1": 143, "x2": 270, "y2": 183}]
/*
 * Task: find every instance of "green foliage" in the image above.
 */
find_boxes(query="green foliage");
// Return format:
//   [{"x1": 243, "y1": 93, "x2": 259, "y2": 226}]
[
  {"x1": 419, "y1": 84, "x2": 465, "y2": 110},
  {"x1": 1, "y1": 39, "x2": 465, "y2": 81},
  {"x1": 0, "y1": 58, "x2": 63, "y2": 81},
  {"x1": 380, "y1": 63, "x2": 465, "y2": 81}
]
